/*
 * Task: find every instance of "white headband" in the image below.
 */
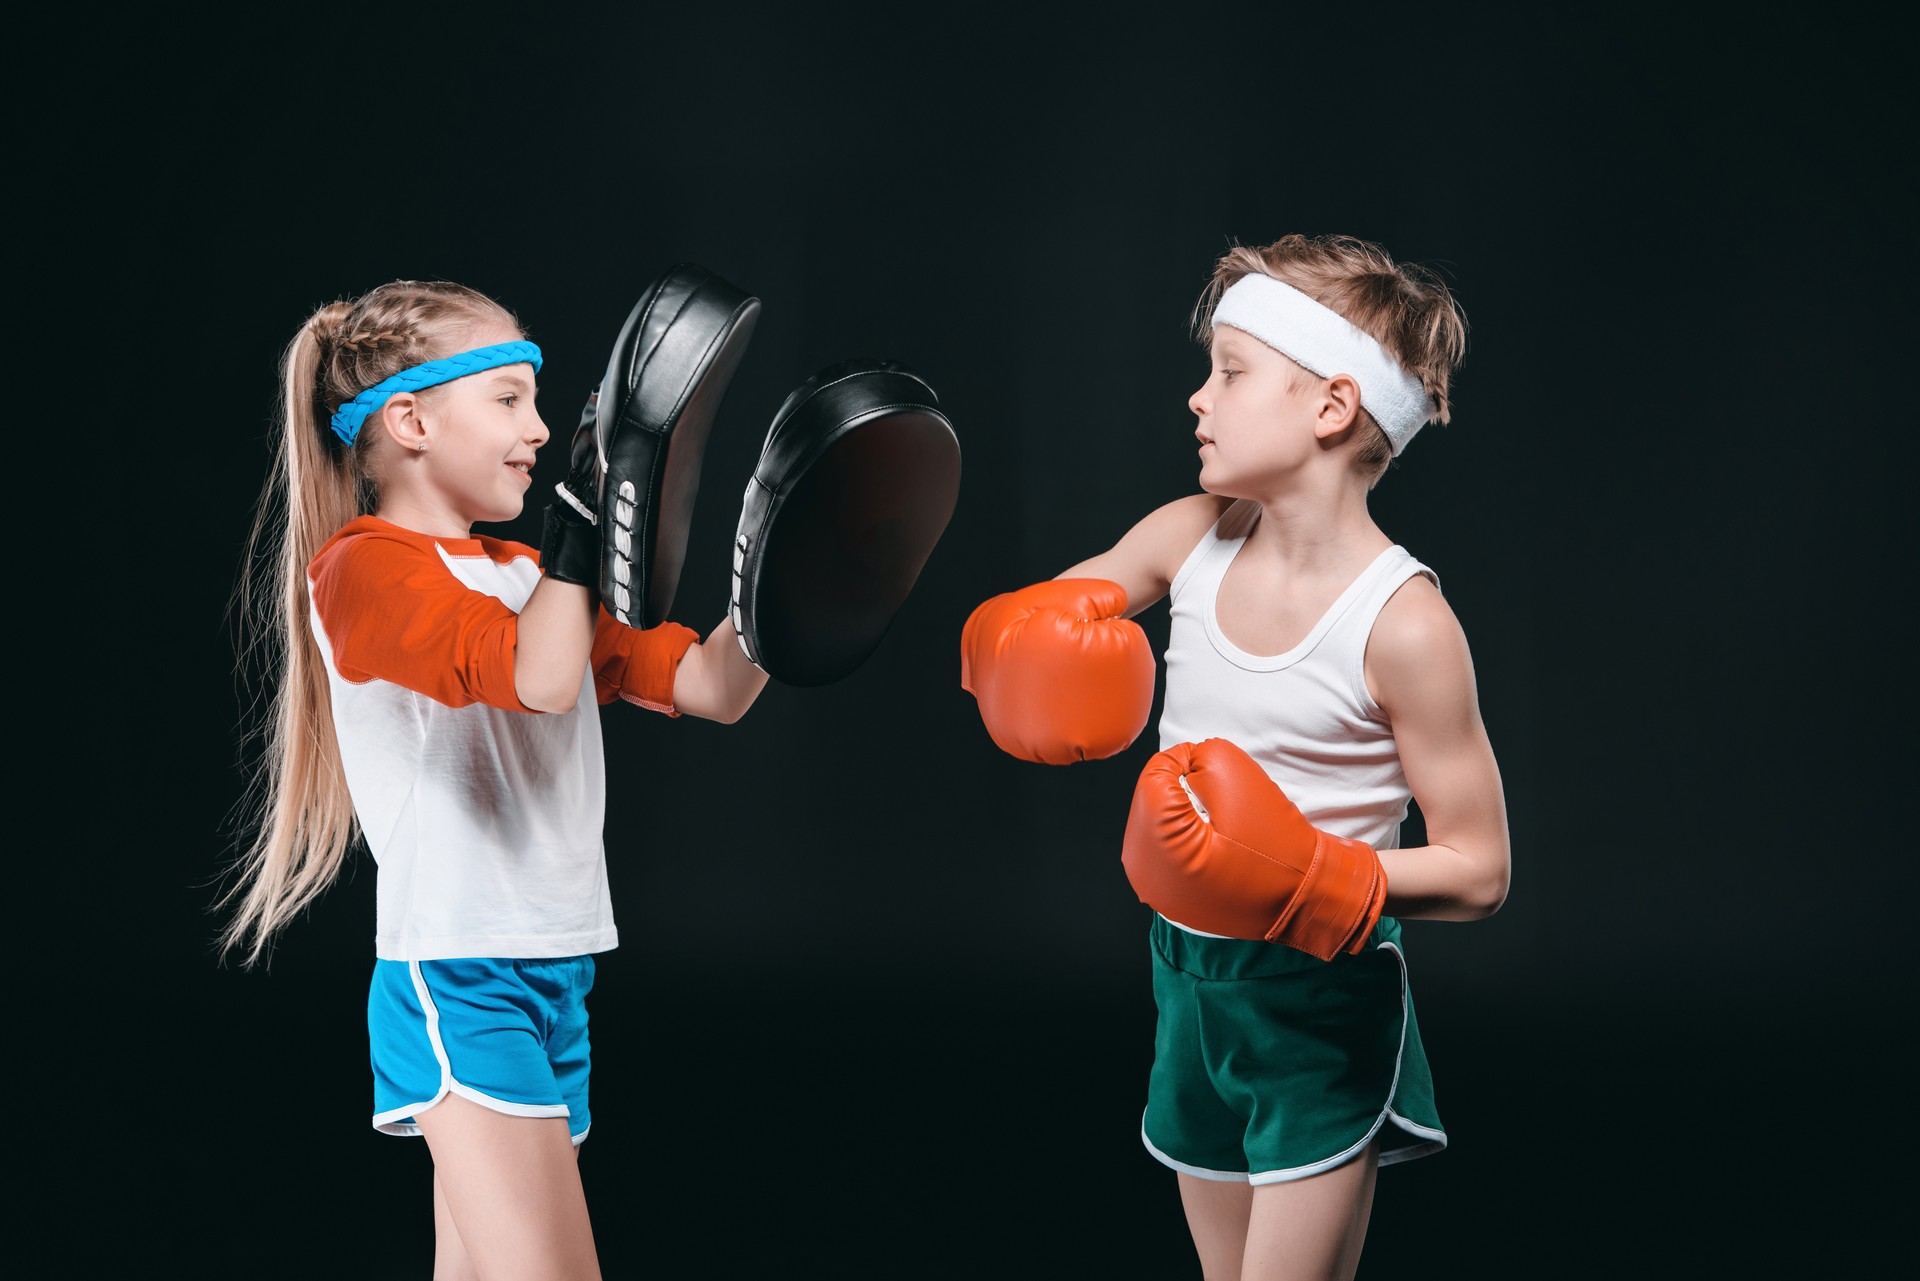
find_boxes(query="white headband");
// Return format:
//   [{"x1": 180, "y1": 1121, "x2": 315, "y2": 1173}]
[{"x1": 1210, "y1": 274, "x2": 1431, "y2": 455}]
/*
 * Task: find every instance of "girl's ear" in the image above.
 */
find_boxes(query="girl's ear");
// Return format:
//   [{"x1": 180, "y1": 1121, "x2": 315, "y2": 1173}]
[
  {"x1": 374, "y1": 393, "x2": 429, "y2": 453},
  {"x1": 1312, "y1": 373, "x2": 1363, "y2": 440}
]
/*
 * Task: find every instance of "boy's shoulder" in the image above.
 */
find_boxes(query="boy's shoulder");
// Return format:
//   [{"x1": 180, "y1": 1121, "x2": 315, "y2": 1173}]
[
  {"x1": 1150, "y1": 491, "x2": 1238, "y2": 526},
  {"x1": 1134, "y1": 491, "x2": 1237, "y2": 551},
  {"x1": 1127, "y1": 492, "x2": 1237, "y2": 585},
  {"x1": 1367, "y1": 568, "x2": 1471, "y2": 690}
]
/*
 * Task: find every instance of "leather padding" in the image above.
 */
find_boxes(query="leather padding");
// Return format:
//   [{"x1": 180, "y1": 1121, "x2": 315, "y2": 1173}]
[
  {"x1": 595, "y1": 263, "x2": 760, "y2": 628},
  {"x1": 732, "y1": 358, "x2": 961, "y2": 685}
]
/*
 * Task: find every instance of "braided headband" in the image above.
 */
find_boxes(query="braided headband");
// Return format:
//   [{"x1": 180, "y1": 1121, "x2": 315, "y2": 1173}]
[
  {"x1": 329, "y1": 341, "x2": 544, "y2": 446},
  {"x1": 1210, "y1": 275, "x2": 1430, "y2": 455}
]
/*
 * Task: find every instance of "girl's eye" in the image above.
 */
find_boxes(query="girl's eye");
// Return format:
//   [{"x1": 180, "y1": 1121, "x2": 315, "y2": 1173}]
[
  {"x1": 499, "y1": 395, "x2": 519, "y2": 408},
  {"x1": 1221, "y1": 369, "x2": 1241, "y2": 381}
]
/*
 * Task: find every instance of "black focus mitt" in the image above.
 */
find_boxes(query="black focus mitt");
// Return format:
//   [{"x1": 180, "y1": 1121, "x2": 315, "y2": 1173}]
[{"x1": 730, "y1": 358, "x2": 961, "y2": 685}]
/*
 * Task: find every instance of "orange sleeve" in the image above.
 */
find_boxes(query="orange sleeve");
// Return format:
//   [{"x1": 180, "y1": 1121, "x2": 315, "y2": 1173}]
[
  {"x1": 310, "y1": 532, "x2": 535, "y2": 712},
  {"x1": 591, "y1": 609, "x2": 700, "y2": 714}
]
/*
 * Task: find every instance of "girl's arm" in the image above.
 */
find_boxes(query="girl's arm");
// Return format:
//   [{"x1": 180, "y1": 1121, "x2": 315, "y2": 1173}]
[
  {"x1": 668, "y1": 616, "x2": 771, "y2": 724},
  {"x1": 513, "y1": 578, "x2": 599, "y2": 713}
]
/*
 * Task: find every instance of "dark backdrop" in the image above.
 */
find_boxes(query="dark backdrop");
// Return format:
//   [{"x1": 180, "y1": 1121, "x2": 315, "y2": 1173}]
[{"x1": 33, "y1": 4, "x2": 1901, "y2": 1278}]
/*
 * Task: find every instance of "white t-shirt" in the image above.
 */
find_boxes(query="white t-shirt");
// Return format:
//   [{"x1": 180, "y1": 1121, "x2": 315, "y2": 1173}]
[{"x1": 307, "y1": 516, "x2": 694, "y2": 961}]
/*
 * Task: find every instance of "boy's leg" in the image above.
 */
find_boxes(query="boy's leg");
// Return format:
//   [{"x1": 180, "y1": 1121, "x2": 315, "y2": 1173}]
[
  {"x1": 415, "y1": 1093, "x2": 601, "y2": 1281},
  {"x1": 1177, "y1": 1174, "x2": 1254, "y2": 1281},
  {"x1": 1240, "y1": 1139, "x2": 1380, "y2": 1281}
]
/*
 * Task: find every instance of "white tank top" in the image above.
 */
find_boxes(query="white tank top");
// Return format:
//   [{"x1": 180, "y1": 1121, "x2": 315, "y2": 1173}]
[{"x1": 1158, "y1": 499, "x2": 1439, "y2": 853}]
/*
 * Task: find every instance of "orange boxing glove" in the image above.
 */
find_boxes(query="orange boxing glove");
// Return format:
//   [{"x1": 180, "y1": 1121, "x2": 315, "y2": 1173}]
[
  {"x1": 1121, "y1": 738, "x2": 1387, "y2": 961},
  {"x1": 960, "y1": 578, "x2": 1155, "y2": 764}
]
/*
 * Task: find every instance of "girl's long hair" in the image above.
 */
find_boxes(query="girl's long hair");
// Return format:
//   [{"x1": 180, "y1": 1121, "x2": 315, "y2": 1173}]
[{"x1": 217, "y1": 280, "x2": 521, "y2": 966}]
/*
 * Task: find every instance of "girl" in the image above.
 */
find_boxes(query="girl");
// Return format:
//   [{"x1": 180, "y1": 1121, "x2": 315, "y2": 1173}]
[{"x1": 219, "y1": 279, "x2": 767, "y2": 1279}]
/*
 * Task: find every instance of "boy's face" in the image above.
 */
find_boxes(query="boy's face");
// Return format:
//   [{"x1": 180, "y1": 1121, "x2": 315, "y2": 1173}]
[{"x1": 1188, "y1": 325, "x2": 1319, "y2": 496}]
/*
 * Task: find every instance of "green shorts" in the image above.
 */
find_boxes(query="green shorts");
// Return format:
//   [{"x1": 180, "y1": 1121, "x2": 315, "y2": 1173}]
[{"x1": 1142, "y1": 913, "x2": 1446, "y2": 1184}]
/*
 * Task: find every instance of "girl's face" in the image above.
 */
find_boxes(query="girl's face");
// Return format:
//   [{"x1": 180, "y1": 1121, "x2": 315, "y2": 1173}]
[
  {"x1": 407, "y1": 328, "x2": 551, "y2": 530},
  {"x1": 1187, "y1": 325, "x2": 1317, "y2": 497}
]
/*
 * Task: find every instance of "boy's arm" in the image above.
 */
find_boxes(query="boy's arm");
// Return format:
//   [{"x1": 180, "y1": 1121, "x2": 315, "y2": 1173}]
[
  {"x1": 1366, "y1": 577, "x2": 1512, "y2": 920},
  {"x1": 960, "y1": 493, "x2": 1230, "y2": 765},
  {"x1": 1053, "y1": 493, "x2": 1232, "y2": 616}
]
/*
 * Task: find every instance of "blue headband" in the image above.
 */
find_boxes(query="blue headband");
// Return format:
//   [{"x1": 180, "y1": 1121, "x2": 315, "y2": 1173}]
[{"x1": 329, "y1": 340, "x2": 544, "y2": 446}]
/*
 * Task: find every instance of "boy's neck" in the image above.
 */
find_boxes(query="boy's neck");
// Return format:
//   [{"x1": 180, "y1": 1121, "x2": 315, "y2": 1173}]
[{"x1": 1235, "y1": 480, "x2": 1390, "y2": 575}]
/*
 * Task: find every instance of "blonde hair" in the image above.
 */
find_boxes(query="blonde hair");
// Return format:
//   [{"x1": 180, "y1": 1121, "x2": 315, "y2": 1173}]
[
  {"x1": 1191, "y1": 234, "x2": 1468, "y2": 484},
  {"x1": 217, "y1": 280, "x2": 523, "y2": 966}
]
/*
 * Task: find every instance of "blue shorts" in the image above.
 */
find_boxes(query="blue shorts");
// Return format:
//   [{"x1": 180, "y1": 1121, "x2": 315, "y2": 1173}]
[{"x1": 368, "y1": 955, "x2": 595, "y2": 1145}]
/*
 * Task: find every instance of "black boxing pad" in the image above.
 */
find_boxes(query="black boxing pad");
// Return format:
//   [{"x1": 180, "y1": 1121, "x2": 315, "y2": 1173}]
[
  {"x1": 593, "y1": 263, "x2": 760, "y2": 628},
  {"x1": 731, "y1": 358, "x2": 961, "y2": 686}
]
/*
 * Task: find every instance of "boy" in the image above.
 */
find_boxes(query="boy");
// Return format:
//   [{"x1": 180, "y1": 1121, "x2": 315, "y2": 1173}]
[{"x1": 961, "y1": 233, "x2": 1510, "y2": 1281}]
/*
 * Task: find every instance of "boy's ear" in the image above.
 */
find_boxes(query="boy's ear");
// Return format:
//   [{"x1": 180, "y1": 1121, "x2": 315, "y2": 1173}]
[
  {"x1": 374, "y1": 393, "x2": 429, "y2": 452},
  {"x1": 1312, "y1": 373, "x2": 1363, "y2": 439}
]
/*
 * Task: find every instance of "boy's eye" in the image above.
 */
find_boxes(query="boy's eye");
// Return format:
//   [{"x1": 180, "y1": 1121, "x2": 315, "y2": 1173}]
[
  {"x1": 1221, "y1": 368, "x2": 1241, "y2": 381},
  {"x1": 499, "y1": 394, "x2": 519, "y2": 408}
]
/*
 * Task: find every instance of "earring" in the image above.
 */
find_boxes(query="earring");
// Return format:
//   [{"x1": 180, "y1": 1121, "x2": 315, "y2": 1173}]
[{"x1": 418, "y1": 443, "x2": 427, "y2": 452}]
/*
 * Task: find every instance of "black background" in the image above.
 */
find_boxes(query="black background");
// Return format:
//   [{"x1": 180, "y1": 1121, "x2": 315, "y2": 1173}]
[{"x1": 33, "y1": 4, "x2": 1904, "y2": 1278}]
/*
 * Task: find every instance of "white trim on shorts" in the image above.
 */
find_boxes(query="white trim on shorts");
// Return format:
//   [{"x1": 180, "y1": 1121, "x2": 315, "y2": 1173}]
[
  {"x1": 370, "y1": 960, "x2": 578, "y2": 1141},
  {"x1": 1138, "y1": 940, "x2": 1447, "y2": 1185}
]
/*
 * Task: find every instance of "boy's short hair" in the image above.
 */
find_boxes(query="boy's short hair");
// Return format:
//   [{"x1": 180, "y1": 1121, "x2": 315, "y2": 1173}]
[{"x1": 1193, "y1": 235, "x2": 1469, "y2": 482}]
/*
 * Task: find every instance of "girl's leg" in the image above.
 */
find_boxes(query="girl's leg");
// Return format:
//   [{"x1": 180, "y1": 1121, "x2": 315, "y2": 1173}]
[
  {"x1": 1239, "y1": 1139, "x2": 1380, "y2": 1281},
  {"x1": 414, "y1": 1093, "x2": 601, "y2": 1281},
  {"x1": 432, "y1": 1170, "x2": 478, "y2": 1281},
  {"x1": 430, "y1": 1121, "x2": 587, "y2": 1280},
  {"x1": 1177, "y1": 1175, "x2": 1254, "y2": 1281}
]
